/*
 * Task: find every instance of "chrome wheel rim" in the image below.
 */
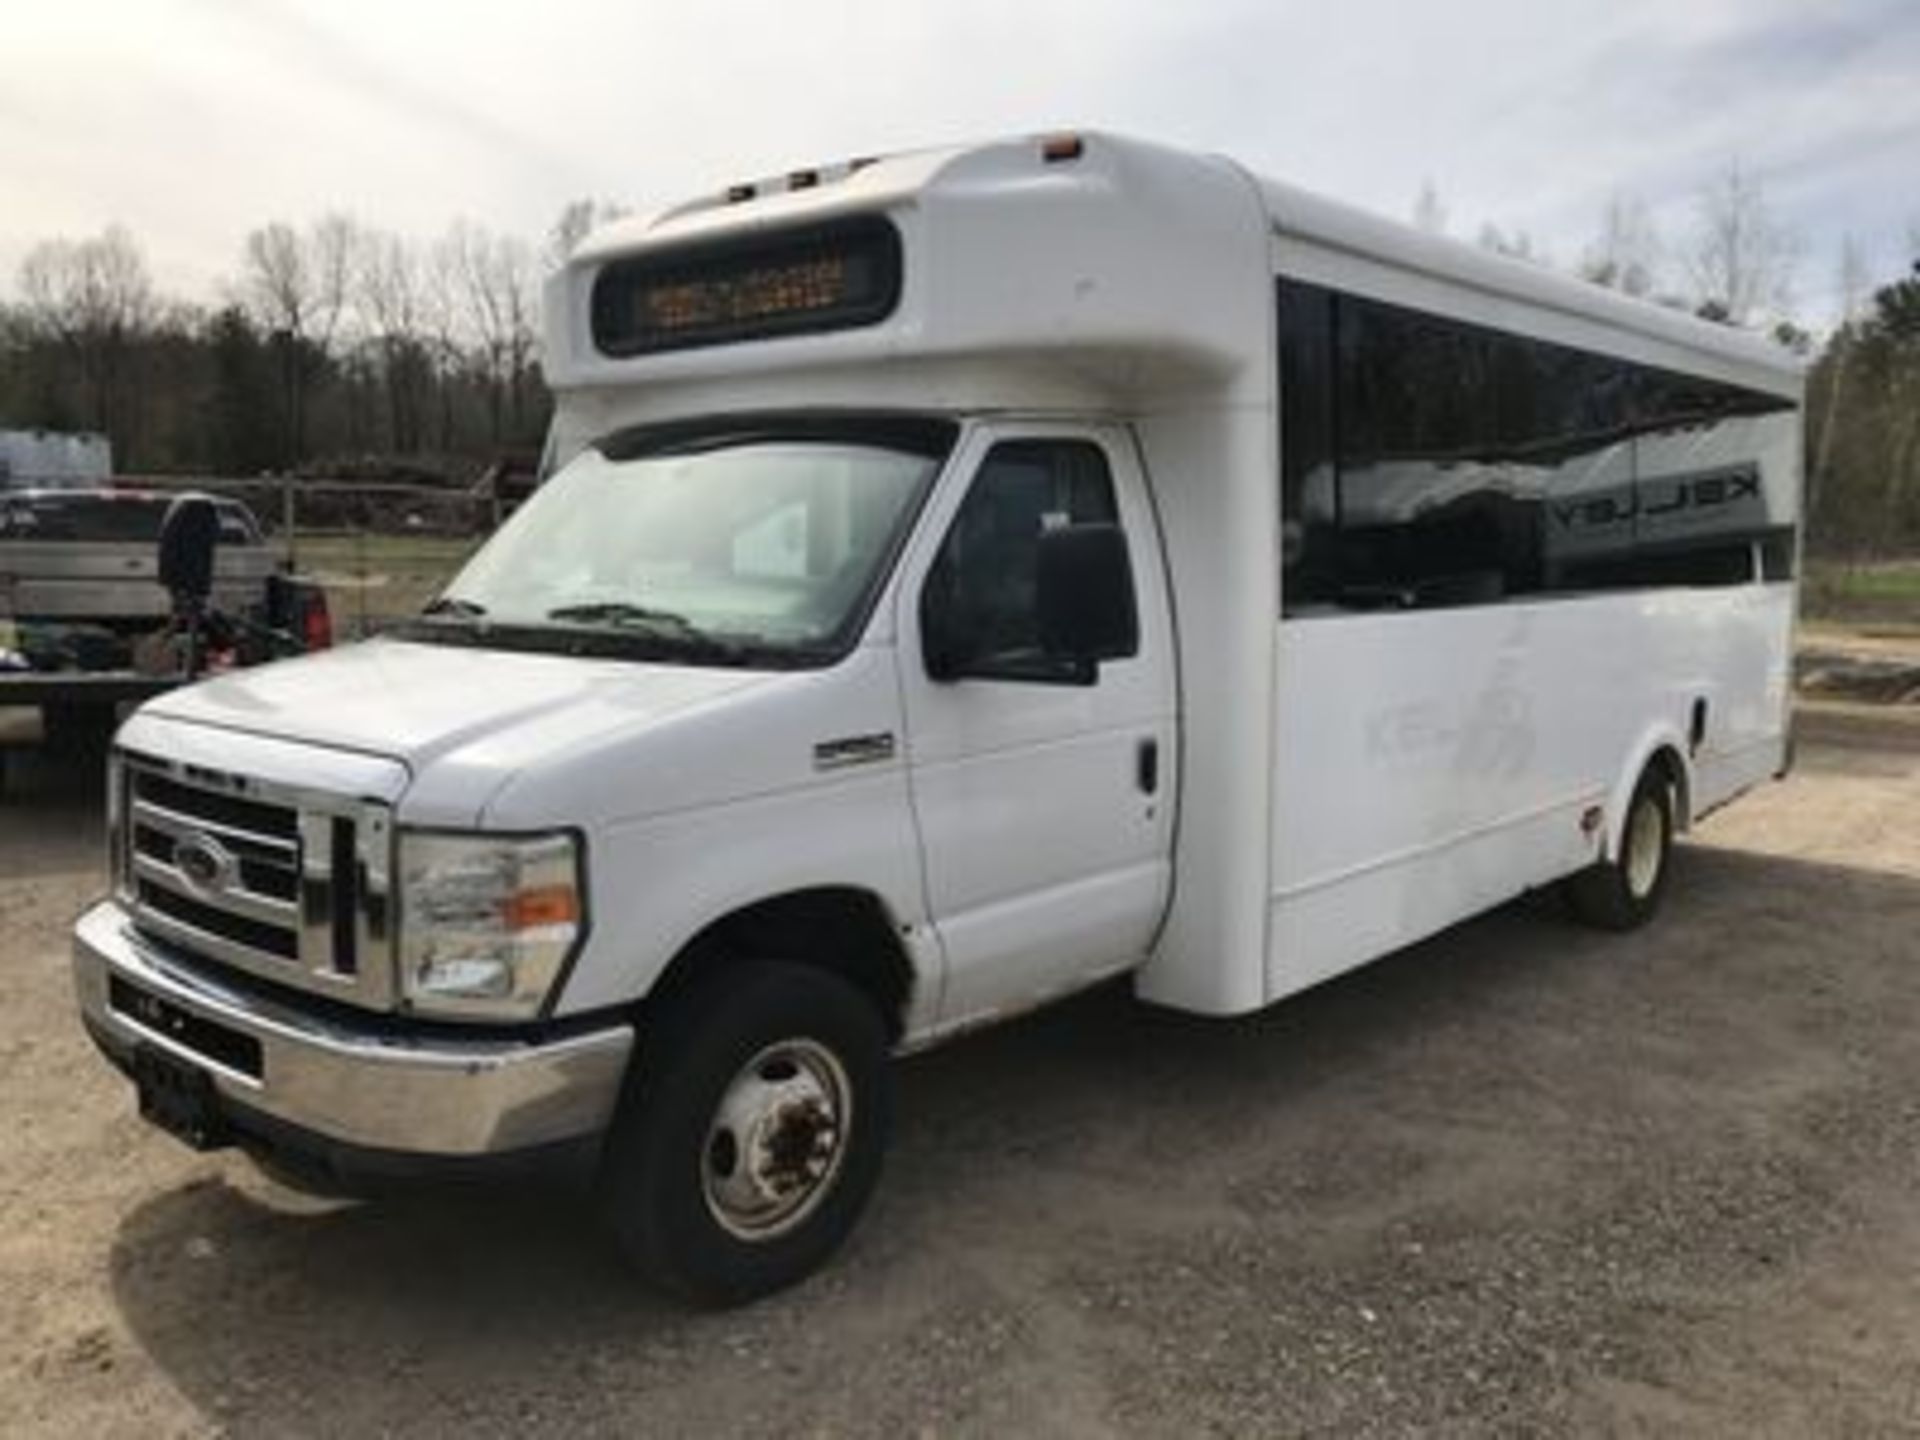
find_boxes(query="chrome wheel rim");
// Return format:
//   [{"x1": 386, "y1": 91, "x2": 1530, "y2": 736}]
[
  {"x1": 701, "y1": 1039, "x2": 852, "y2": 1241},
  {"x1": 1625, "y1": 793, "x2": 1665, "y2": 900}
]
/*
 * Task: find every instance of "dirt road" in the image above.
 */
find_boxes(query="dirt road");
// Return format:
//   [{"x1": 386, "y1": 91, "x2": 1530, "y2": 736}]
[{"x1": 3, "y1": 709, "x2": 1919, "y2": 1436}]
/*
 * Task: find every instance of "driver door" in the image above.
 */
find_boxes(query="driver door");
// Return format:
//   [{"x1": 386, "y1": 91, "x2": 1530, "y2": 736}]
[{"x1": 895, "y1": 423, "x2": 1177, "y2": 1027}]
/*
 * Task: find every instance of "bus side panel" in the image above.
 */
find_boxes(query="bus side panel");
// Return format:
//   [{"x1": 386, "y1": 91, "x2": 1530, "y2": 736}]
[{"x1": 1266, "y1": 582, "x2": 1793, "y2": 1002}]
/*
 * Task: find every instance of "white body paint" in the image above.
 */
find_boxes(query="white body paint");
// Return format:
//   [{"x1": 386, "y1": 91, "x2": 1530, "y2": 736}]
[{"x1": 126, "y1": 133, "x2": 1802, "y2": 1046}]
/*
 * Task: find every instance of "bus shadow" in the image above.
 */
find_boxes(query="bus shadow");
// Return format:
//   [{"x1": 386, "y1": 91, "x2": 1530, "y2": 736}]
[{"x1": 105, "y1": 839, "x2": 1920, "y2": 1432}]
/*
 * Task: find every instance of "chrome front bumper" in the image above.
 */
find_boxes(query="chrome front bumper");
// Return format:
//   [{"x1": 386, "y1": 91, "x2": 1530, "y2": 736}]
[{"x1": 73, "y1": 899, "x2": 634, "y2": 1158}]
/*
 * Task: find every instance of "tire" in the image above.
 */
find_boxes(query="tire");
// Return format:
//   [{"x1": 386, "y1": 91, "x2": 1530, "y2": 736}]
[
  {"x1": 1565, "y1": 767, "x2": 1674, "y2": 931},
  {"x1": 598, "y1": 959, "x2": 891, "y2": 1307}
]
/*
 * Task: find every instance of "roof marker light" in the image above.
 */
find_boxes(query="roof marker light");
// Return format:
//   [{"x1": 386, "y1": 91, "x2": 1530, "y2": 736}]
[
  {"x1": 1041, "y1": 134, "x2": 1084, "y2": 163},
  {"x1": 725, "y1": 182, "x2": 756, "y2": 204},
  {"x1": 788, "y1": 169, "x2": 820, "y2": 190}
]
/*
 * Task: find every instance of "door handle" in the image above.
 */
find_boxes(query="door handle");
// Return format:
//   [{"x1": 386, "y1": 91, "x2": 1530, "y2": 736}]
[{"x1": 1136, "y1": 737, "x2": 1159, "y2": 795}]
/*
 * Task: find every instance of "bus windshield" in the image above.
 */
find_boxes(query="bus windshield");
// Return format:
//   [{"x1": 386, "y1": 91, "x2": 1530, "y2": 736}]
[{"x1": 427, "y1": 419, "x2": 954, "y2": 665}]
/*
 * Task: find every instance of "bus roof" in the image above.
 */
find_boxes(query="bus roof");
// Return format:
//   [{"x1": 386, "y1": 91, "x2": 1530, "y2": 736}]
[
  {"x1": 1252, "y1": 171, "x2": 1802, "y2": 389},
  {"x1": 558, "y1": 132, "x2": 1801, "y2": 397}
]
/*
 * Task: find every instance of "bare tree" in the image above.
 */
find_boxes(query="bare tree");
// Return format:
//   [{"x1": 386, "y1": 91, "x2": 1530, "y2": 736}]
[
  {"x1": 307, "y1": 213, "x2": 358, "y2": 355},
  {"x1": 547, "y1": 200, "x2": 597, "y2": 269},
  {"x1": 1580, "y1": 192, "x2": 1660, "y2": 297},
  {"x1": 16, "y1": 225, "x2": 157, "y2": 449},
  {"x1": 545, "y1": 198, "x2": 631, "y2": 270},
  {"x1": 2, "y1": 212, "x2": 568, "y2": 476},
  {"x1": 1809, "y1": 235, "x2": 1871, "y2": 514},
  {"x1": 239, "y1": 221, "x2": 317, "y2": 463},
  {"x1": 498, "y1": 238, "x2": 540, "y2": 439},
  {"x1": 1477, "y1": 223, "x2": 1548, "y2": 266},
  {"x1": 422, "y1": 234, "x2": 471, "y2": 452},
  {"x1": 449, "y1": 222, "x2": 540, "y2": 443},
  {"x1": 237, "y1": 215, "x2": 370, "y2": 464},
  {"x1": 1683, "y1": 160, "x2": 1801, "y2": 327},
  {"x1": 240, "y1": 223, "x2": 306, "y2": 326},
  {"x1": 19, "y1": 226, "x2": 156, "y2": 344},
  {"x1": 1412, "y1": 179, "x2": 1448, "y2": 236},
  {"x1": 356, "y1": 230, "x2": 429, "y2": 452}
]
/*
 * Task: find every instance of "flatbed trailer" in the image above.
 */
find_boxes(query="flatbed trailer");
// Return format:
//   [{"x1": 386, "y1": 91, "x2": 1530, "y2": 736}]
[
  {"x1": 0, "y1": 671, "x2": 188, "y2": 793},
  {"x1": 0, "y1": 670, "x2": 187, "y2": 709},
  {"x1": 0, "y1": 488, "x2": 331, "y2": 784}
]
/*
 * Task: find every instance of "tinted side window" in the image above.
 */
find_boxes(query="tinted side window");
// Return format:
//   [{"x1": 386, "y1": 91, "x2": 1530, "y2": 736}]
[
  {"x1": 1628, "y1": 370, "x2": 1792, "y2": 584},
  {"x1": 923, "y1": 440, "x2": 1131, "y2": 682},
  {"x1": 1496, "y1": 339, "x2": 1632, "y2": 594},
  {"x1": 1277, "y1": 278, "x2": 1798, "y2": 614},
  {"x1": 1278, "y1": 281, "x2": 1338, "y2": 608},
  {"x1": 1334, "y1": 297, "x2": 1517, "y2": 609}
]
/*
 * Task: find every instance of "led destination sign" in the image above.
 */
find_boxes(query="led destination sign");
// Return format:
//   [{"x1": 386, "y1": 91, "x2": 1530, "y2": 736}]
[{"x1": 591, "y1": 216, "x2": 903, "y2": 357}]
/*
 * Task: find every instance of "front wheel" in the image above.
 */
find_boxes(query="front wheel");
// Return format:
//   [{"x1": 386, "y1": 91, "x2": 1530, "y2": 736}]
[
  {"x1": 1565, "y1": 768, "x2": 1674, "y2": 931},
  {"x1": 598, "y1": 960, "x2": 890, "y2": 1306}
]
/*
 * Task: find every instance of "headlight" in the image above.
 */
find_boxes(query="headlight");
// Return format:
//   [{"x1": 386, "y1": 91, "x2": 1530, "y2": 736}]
[{"x1": 397, "y1": 830, "x2": 585, "y2": 1020}]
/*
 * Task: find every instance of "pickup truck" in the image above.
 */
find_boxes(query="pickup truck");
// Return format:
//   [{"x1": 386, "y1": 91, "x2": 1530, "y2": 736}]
[{"x1": 0, "y1": 488, "x2": 330, "y2": 754}]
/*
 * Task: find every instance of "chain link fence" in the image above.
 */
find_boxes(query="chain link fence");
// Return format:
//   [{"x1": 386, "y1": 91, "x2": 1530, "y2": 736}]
[
  {"x1": 121, "y1": 476, "x2": 505, "y2": 640},
  {"x1": 112, "y1": 477, "x2": 1920, "y2": 639}
]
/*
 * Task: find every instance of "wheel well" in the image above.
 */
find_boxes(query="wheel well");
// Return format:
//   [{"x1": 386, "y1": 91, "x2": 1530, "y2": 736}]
[
  {"x1": 645, "y1": 888, "x2": 917, "y2": 1042},
  {"x1": 1644, "y1": 745, "x2": 1692, "y2": 832}
]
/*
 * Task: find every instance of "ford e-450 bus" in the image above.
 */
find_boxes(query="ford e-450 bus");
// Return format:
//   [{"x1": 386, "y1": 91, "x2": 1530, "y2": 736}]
[{"x1": 73, "y1": 133, "x2": 1801, "y2": 1304}]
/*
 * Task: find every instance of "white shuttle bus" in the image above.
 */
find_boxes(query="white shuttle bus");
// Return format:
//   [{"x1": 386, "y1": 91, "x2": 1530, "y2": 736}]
[{"x1": 74, "y1": 134, "x2": 1801, "y2": 1303}]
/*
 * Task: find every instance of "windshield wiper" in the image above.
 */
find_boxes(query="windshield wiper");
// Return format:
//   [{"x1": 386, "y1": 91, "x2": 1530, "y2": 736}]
[
  {"x1": 543, "y1": 601, "x2": 758, "y2": 661},
  {"x1": 422, "y1": 595, "x2": 488, "y2": 618},
  {"x1": 545, "y1": 600, "x2": 700, "y2": 631}
]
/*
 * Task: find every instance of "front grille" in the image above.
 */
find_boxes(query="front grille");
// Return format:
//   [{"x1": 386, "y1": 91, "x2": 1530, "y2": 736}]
[
  {"x1": 136, "y1": 879, "x2": 301, "y2": 958},
  {"x1": 119, "y1": 753, "x2": 393, "y2": 1009}
]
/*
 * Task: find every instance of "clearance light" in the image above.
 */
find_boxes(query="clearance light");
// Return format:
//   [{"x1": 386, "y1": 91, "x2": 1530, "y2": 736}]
[
  {"x1": 725, "y1": 182, "x2": 756, "y2": 204},
  {"x1": 788, "y1": 169, "x2": 820, "y2": 190},
  {"x1": 1041, "y1": 134, "x2": 1084, "y2": 163}
]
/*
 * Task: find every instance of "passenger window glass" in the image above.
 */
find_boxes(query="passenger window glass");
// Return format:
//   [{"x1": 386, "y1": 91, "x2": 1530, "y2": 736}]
[
  {"x1": 1335, "y1": 298, "x2": 1512, "y2": 609},
  {"x1": 1276, "y1": 277, "x2": 1798, "y2": 614},
  {"x1": 1278, "y1": 281, "x2": 1340, "y2": 610},
  {"x1": 923, "y1": 440, "x2": 1132, "y2": 681}
]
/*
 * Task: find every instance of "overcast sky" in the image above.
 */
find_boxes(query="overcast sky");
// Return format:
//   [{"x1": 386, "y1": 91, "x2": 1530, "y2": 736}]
[{"x1": 3, "y1": 0, "x2": 1916, "y2": 323}]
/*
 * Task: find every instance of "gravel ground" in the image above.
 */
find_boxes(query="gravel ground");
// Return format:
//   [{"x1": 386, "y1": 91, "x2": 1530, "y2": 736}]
[{"x1": 3, "y1": 704, "x2": 1919, "y2": 1437}]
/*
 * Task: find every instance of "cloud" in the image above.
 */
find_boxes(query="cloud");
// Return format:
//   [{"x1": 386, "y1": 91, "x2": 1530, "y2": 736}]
[
  {"x1": 182, "y1": 0, "x2": 570, "y2": 175},
  {"x1": 0, "y1": 0, "x2": 1914, "y2": 327}
]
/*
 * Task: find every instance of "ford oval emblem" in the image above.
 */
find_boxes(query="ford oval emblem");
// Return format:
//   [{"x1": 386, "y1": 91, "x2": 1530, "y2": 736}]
[{"x1": 173, "y1": 832, "x2": 238, "y2": 897}]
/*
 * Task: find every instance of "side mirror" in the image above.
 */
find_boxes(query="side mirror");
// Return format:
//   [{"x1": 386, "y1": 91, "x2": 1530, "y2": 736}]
[
  {"x1": 1036, "y1": 523, "x2": 1137, "y2": 671},
  {"x1": 919, "y1": 556, "x2": 971, "y2": 683},
  {"x1": 157, "y1": 494, "x2": 220, "y2": 601}
]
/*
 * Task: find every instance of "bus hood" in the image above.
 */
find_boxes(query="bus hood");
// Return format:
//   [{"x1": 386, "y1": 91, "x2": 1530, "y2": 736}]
[{"x1": 135, "y1": 637, "x2": 785, "y2": 825}]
